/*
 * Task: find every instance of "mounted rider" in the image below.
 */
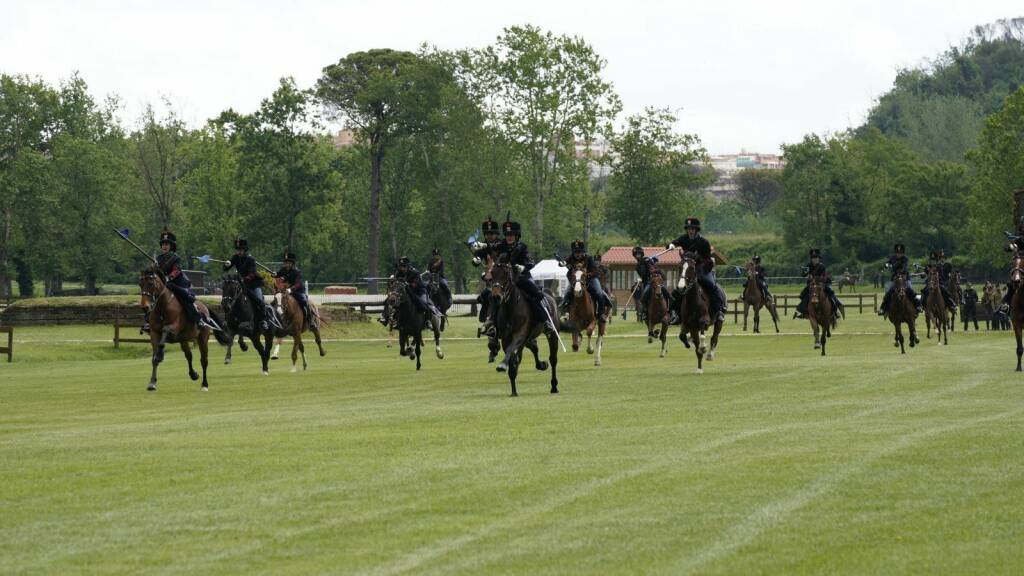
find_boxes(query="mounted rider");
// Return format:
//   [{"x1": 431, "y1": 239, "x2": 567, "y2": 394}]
[
  {"x1": 274, "y1": 249, "x2": 312, "y2": 326},
  {"x1": 471, "y1": 216, "x2": 502, "y2": 333},
  {"x1": 383, "y1": 256, "x2": 445, "y2": 325},
  {"x1": 879, "y1": 243, "x2": 920, "y2": 316},
  {"x1": 744, "y1": 255, "x2": 774, "y2": 303},
  {"x1": 666, "y1": 217, "x2": 728, "y2": 323},
  {"x1": 558, "y1": 239, "x2": 612, "y2": 318},
  {"x1": 499, "y1": 219, "x2": 556, "y2": 334},
  {"x1": 921, "y1": 249, "x2": 957, "y2": 311},
  {"x1": 795, "y1": 248, "x2": 843, "y2": 318},
  {"x1": 1002, "y1": 216, "x2": 1024, "y2": 307},
  {"x1": 222, "y1": 238, "x2": 269, "y2": 332},
  {"x1": 639, "y1": 254, "x2": 672, "y2": 322},
  {"x1": 151, "y1": 228, "x2": 209, "y2": 329},
  {"x1": 631, "y1": 246, "x2": 649, "y2": 318},
  {"x1": 427, "y1": 247, "x2": 453, "y2": 308}
]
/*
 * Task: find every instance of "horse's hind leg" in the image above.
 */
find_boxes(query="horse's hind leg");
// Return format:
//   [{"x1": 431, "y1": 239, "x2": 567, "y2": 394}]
[
  {"x1": 660, "y1": 321, "x2": 668, "y2": 358},
  {"x1": 313, "y1": 327, "x2": 326, "y2": 357},
  {"x1": 224, "y1": 333, "x2": 235, "y2": 365},
  {"x1": 251, "y1": 331, "x2": 270, "y2": 375},
  {"x1": 148, "y1": 330, "x2": 170, "y2": 391},
  {"x1": 547, "y1": 332, "x2": 559, "y2": 394},
  {"x1": 198, "y1": 332, "x2": 210, "y2": 390},
  {"x1": 433, "y1": 320, "x2": 444, "y2": 359},
  {"x1": 706, "y1": 321, "x2": 722, "y2": 360},
  {"x1": 238, "y1": 333, "x2": 248, "y2": 352},
  {"x1": 181, "y1": 341, "x2": 199, "y2": 381},
  {"x1": 525, "y1": 339, "x2": 548, "y2": 371},
  {"x1": 1015, "y1": 324, "x2": 1023, "y2": 371}
]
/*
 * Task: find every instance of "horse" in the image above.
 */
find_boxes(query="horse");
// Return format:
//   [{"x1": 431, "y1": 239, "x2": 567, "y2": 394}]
[
  {"x1": 1010, "y1": 252, "x2": 1024, "y2": 371},
  {"x1": 270, "y1": 278, "x2": 326, "y2": 372},
  {"x1": 646, "y1": 271, "x2": 670, "y2": 358},
  {"x1": 837, "y1": 273, "x2": 858, "y2": 293},
  {"x1": 674, "y1": 252, "x2": 723, "y2": 373},
  {"x1": 220, "y1": 274, "x2": 272, "y2": 374},
  {"x1": 566, "y1": 263, "x2": 606, "y2": 366},
  {"x1": 427, "y1": 271, "x2": 452, "y2": 332},
  {"x1": 386, "y1": 278, "x2": 443, "y2": 371},
  {"x1": 478, "y1": 255, "x2": 502, "y2": 363},
  {"x1": 887, "y1": 273, "x2": 919, "y2": 354},
  {"x1": 489, "y1": 255, "x2": 559, "y2": 396},
  {"x1": 924, "y1": 266, "x2": 948, "y2": 345},
  {"x1": 742, "y1": 262, "x2": 779, "y2": 333},
  {"x1": 139, "y1": 266, "x2": 230, "y2": 391},
  {"x1": 946, "y1": 270, "x2": 963, "y2": 332},
  {"x1": 807, "y1": 276, "x2": 833, "y2": 355}
]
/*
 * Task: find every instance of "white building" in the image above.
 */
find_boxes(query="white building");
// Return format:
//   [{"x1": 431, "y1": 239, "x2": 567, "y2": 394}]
[{"x1": 703, "y1": 151, "x2": 784, "y2": 200}]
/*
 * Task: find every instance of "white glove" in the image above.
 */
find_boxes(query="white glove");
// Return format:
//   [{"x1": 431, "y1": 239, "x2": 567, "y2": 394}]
[
  {"x1": 286, "y1": 288, "x2": 292, "y2": 294},
  {"x1": 471, "y1": 241, "x2": 486, "y2": 251},
  {"x1": 668, "y1": 243, "x2": 676, "y2": 250},
  {"x1": 472, "y1": 257, "x2": 482, "y2": 265},
  {"x1": 515, "y1": 264, "x2": 525, "y2": 273}
]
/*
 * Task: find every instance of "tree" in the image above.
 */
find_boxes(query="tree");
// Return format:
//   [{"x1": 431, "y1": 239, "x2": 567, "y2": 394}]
[
  {"x1": 607, "y1": 107, "x2": 711, "y2": 245},
  {"x1": 471, "y1": 25, "x2": 621, "y2": 252},
  {"x1": 734, "y1": 168, "x2": 783, "y2": 218},
  {"x1": 316, "y1": 49, "x2": 427, "y2": 293},
  {"x1": 131, "y1": 101, "x2": 188, "y2": 229}
]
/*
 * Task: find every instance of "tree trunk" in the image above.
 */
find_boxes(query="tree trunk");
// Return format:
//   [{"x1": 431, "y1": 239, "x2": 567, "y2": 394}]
[
  {"x1": 534, "y1": 194, "x2": 545, "y2": 255},
  {"x1": 583, "y1": 205, "x2": 591, "y2": 248},
  {"x1": 0, "y1": 206, "x2": 11, "y2": 298},
  {"x1": 367, "y1": 145, "x2": 383, "y2": 294}
]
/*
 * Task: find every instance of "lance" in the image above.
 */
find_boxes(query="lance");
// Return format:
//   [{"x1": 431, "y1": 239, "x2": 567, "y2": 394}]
[{"x1": 112, "y1": 227, "x2": 156, "y2": 265}]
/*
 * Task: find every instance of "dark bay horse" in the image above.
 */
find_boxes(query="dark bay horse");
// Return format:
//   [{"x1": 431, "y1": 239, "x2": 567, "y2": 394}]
[
  {"x1": 675, "y1": 252, "x2": 723, "y2": 373},
  {"x1": 271, "y1": 278, "x2": 326, "y2": 372},
  {"x1": 887, "y1": 273, "x2": 919, "y2": 354},
  {"x1": 386, "y1": 278, "x2": 442, "y2": 371},
  {"x1": 742, "y1": 262, "x2": 779, "y2": 333},
  {"x1": 567, "y1": 263, "x2": 606, "y2": 366},
  {"x1": 807, "y1": 276, "x2": 833, "y2": 355},
  {"x1": 646, "y1": 271, "x2": 670, "y2": 358},
  {"x1": 220, "y1": 274, "x2": 272, "y2": 374},
  {"x1": 490, "y1": 256, "x2": 559, "y2": 396},
  {"x1": 946, "y1": 270, "x2": 962, "y2": 332},
  {"x1": 140, "y1": 267, "x2": 229, "y2": 391},
  {"x1": 427, "y1": 271, "x2": 451, "y2": 332},
  {"x1": 924, "y1": 266, "x2": 948, "y2": 345},
  {"x1": 1010, "y1": 253, "x2": 1024, "y2": 371}
]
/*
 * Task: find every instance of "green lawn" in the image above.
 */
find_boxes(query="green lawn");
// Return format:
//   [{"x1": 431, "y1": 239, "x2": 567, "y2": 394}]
[{"x1": 1, "y1": 313, "x2": 1022, "y2": 574}]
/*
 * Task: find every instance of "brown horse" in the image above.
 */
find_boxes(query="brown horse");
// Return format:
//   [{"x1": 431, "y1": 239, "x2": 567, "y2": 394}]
[
  {"x1": 490, "y1": 255, "x2": 559, "y2": 396},
  {"x1": 567, "y1": 263, "x2": 606, "y2": 366},
  {"x1": 924, "y1": 266, "x2": 948, "y2": 345},
  {"x1": 1010, "y1": 253, "x2": 1024, "y2": 371},
  {"x1": 887, "y1": 273, "x2": 919, "y2": 354},
  {"x1": 139, "y1": 267, "x2": 229, "y2": 391},
  {"x1": 675, "y1": 252, "x2": 723, "y2": 373},
  {"x1": 742, "y1": 263, "x2": 779, "y2": 333},
  {"x1": 837, "y1": 273, "x2": 858, "y2": 293},
  {"x1": 646, "y1": 271, "x2": 670, "y2": 358},
  {"x1": 807, "y1": 276, "x2": 833, "y2": 355},
  {"x1": 271, "y1": 278, "x2": 326, "y2": 372},
  {"x1": 476, "y1": 254, "x2": 502, "y2": 363},
  {"x1": 946, "y1": 270, "x2": 962, "y2": 332},
  {"x1": 385, "y1": 278, "x2": 443, "y2": 371}
]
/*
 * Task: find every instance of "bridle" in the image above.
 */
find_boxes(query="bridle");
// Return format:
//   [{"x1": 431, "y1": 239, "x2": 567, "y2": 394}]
[
  {"x1": 677, "y1": 254, "x2": 697, "y2": 294},
  {"x1": 140, "y1": 270, "x2": 167, "y2": 314},
  {"x1": 490, "y1": 262, "x2": 518, "y2": 304},
  {"x1": 573, "y1": 265, "x2": 586, "y2": 296}
]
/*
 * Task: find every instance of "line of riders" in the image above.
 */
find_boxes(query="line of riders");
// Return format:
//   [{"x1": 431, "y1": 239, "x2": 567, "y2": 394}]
[
  {"x1": 145, "y1": 214, "x2": 1024, "y2": 340},
  {"x1": 143, "y1": 231, "x2": 315, "y2": 334}
]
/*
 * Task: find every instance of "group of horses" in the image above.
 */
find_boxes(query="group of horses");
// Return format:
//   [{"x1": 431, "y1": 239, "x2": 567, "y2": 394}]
[
  {"x1": 138, "y1": 266, "x2": 325, "y2": 391},
  {"x1": 885, "y1": 267, "x2": 967, "y2": 353}
]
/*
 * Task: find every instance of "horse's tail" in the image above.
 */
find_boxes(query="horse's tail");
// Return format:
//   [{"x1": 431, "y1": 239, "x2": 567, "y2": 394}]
[{"x1": 208, "y1": 310, "x2": 232, "y2": 346}]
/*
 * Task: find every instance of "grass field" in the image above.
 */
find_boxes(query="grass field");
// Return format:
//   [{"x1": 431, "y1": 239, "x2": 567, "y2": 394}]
[{"x1": 2, "y1": 311, "x2": 1023, "y2": 574}]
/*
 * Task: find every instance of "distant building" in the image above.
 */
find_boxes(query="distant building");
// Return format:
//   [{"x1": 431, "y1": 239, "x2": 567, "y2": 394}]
[
  {"x1": 599, "y1": 247, "x2": 683, "y2": 304},
  {"x1": 332, "y1": 129, "x2": 358, "y2": 148},
  {"x1": 703, "y1": 151, "x2": 784, "y2": 200}
]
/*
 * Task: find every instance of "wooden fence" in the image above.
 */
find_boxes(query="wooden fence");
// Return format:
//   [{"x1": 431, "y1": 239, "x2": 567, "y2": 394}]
[
  {"x1": 0, "y1": 326, "x2": 12, "y2": 362},
  {"x1": 726, "y1": 292, "x2": 879, "y2": 322},
  {"x1": 113, "y1": 306, "x2": 151, "y2": 348}
]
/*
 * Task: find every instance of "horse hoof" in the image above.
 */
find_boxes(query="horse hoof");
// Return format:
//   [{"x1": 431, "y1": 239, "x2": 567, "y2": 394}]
[
  {"x1": 814, "y1": 343, "x2": 821, "y2": 349},
  {"x1": 436, "y1": 351, "x2": 444, "y2": 359},
  {"x1": 262, "y1": 370, "x2": 269, "y2": 376},
  {"x1": 572, "y1": 345, "x2": 579, "y2": 352},
  {"x1": 224, "y1": 358, "x2": 232, "y2": 365},
  {"x1": 201, "y1": 385, "x2": 208, "y2": 392},
  {"x1": 706, "y1": 352, "x2": 715, "y2": 361},
  {"x1": 488, "y1": 356, "x2": 496, "y2": 364},
  {"x1": 536, "y1": 362, "x2": 548, "y2": 371},
  {"x1": 510, "y1": 391, "x2": 518, "y2": 397},
  {"x1": 696, "y1": 368, "x2": 703, "y2": 375},
  {"x1": 550, "y1": 387, "x2": 559, "y2": 394},
  {"x1": 147, "y1": 383, "x2": 156, "y2": 391},
  {"x1": 320, "y1": 351, "x2": 326, "y2": 357},
  {"x1": 189, "y1": 371, "x2": 199, "y2": 381},
  {"x1": 290, "y1": 367, "x2": 298, "y2": 373},
  {"x1": 587, "y1": 347, "x2": 594, "y2": 355},
  {"x1": 496, "y1": 363, "x2": 507, "y2": 373},
  {"x1": 594, "y1": 360, "x2": 601, "y2": 367}
]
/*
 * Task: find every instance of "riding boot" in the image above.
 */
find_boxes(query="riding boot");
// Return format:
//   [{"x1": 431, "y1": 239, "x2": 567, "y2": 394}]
[{"x1": 668, "y1": 293, "x2": 681, "y2": 325}]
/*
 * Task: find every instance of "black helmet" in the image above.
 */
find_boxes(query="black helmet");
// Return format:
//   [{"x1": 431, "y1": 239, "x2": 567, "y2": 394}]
[
  {"x1": 632, "y1": 246, "x2": 644, "y2": 257},
  {"x1": 502, "y1": 220, "x2": 521, "y2": 237},
  {"x1": 571, "y1": 239, "x2": 585, "y2": 253},
  {"x1": 752, "y1": 255, "x2": 761, "y2": 262},
  {"x1": 431, "y1": 247, "x2": 441, "y2": 257},
  {"x1": 482, "y1": 217, "x2": 499, "y2": 234},
  {"x1": 159, "y1": 229, "x2": 177, "y2": 252},
  {"x1": 809, "y1": 248, "x2": 821, "y2": 258},
  {"x1": 894, "y1": 243, "x2": 906, "y2": 254},
  {"x1": 283, "y1": 249, "x2": 296, "y2": 263},
  {"x1": 234, "y1": 238, "x2": 249, "y2": 251},
  {"x1": 398, "y1": 256, "x2": 410, "y2": 267},
  {"x1": 684, "y1": 217, "x2": 701, "y2": 231}
]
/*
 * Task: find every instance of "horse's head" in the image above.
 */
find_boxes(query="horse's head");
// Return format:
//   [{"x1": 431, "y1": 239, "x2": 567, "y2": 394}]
[
  {"x1": 572, "y1": 264, "x2": 585, "y2": 296},
  {"x1": 746, "y1": 262, "x2": 755, "y2": 278},
  {"x1": 927, "y1": 266, "x2": 940, "y2": 288},
  {"x1": 387, "y1": 278, "x2": 409, "y2": 309},
  {"x1": 490, "y1": 255, "x2": 516, "y2": 301},
  {"x1": 1012, "y1": 254, "x2": 1024, "y2": 287},
  {"x1": 678, "y1": 252, "x2": 697, "y2": 291},
  {"x1": 220, "y1": 274, "x2": 242, "y2": 309},
  {"x1": 139, "y1": 266, "x2": 165, "y2": 312},
  {"x1": 893, "y1": 273, "x2": 907, "y2": 298}
]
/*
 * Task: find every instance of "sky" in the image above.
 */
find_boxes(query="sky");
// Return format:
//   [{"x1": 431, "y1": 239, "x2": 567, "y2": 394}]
[{"x1": 2, "y1": 0, "x2": 1021, "y2": 154}]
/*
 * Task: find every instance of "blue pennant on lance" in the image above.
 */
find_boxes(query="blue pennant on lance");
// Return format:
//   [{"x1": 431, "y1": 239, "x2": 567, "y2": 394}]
[
  {"x1": 467, "y1": 232, "x2": 479, "y2": 245},
  {"x1": 119, "y1": 228, "x2": 130, "y2": 238},
  {"x1": 197, "y1": 255, "x2": 211, "y2": 264}
]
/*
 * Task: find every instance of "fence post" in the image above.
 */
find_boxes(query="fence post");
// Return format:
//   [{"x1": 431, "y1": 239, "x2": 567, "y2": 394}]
[
  {"x1": 114, "y1": 306, "x2": 121, "y2": 349},
  {"x1": 6, "y1": 327, "x2": 11, "y2": 363}
]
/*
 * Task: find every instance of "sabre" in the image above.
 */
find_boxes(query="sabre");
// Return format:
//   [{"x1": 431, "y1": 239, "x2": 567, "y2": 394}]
[
  {"x1": 620, "y1": 279, "x2": 643, "y2": 320},
  {"x1": 541, "y1": 303, "x2": 567, "y2": 352},
  {"x1": 112, "y1": 227, "x2": 156, "y2": 265}
]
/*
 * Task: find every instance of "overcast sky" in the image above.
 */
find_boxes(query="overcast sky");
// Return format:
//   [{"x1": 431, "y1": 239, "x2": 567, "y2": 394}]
[{"x1": 2, "y1": 0, "x2": 1020, "y2": 154}]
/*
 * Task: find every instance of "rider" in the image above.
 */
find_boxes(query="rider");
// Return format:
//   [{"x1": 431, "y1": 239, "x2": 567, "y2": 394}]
[
  {"x1": 389, "y1": 256, "x2": 445, "y2": 323},
  {"x1": 427, "y1": 247, "x2": 453, "y2": 308},
  {"x1": 222, "y1": 238, "x2": 269, "y2": 332},
  {"x1": 879, "y1": 243, "x2": 920, "y2": 316},
  {"x1": 153, "y1": 229, "x2": 208, "y2": 329},
  {"x1": 558, "y1": 239, "x2": 612, "y2": 318},
  {"x1": 745, "y1": 255, "x2": 774, "y2": 303},
  {"x1": 921, "y1": 249, "x2": 957, "y2": 311},
  {"x1": 499, "y1": 219, "x2": 557, "y2": 334},
  {"x1": 962, "y1": 282, "x2": 979, "y2": 328},
  {"x1": 666, "y1": 217, "x2": 728, "y2": 323},
  {"x1": 274, "y1": 249, "x2": 311, "y2": 326},
  {"x1": 1002, "y1": 217, "x2": 1024, "y2": 308},
  {"x1": 639, "y1": 255, "x2": 672, "y2": 321},
  {"x1": 795, "y1": 248, "x2": 843, "y2": 319},
  {"x1": 472, "y1": 216, "x2": 502, "y2": 333}
]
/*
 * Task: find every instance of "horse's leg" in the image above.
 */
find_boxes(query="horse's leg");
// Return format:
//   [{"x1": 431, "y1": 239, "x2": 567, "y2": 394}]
[
  {"x1": 433, "y1": 318, "x2": 444, "y2": 359},
  {"x1": 414, "y1": 328, "x2": 422, "y2": 371},
  {"x1": 1015, "y1": 321, "x2": 1023, "y2": 372},
  {"x1": 811, "y1": 318, "x2": 820, "y2": 349},
  {"x1": 586, "y1": 324, "x2": 594, "y2": 355},
  {"x1": 754, "y1": 305, "x2": 761, "y2": 334},
  {"x1": 312, "y1": 325, "x2": 326, "y2": 357},
  {"x1": 525, "y1": 339, "x2": 548, "y2": 371},
  {"x1": 770, "y1": 302, "x2": 780, "y2": 333},
  {"x1": 659, "y1": 321, "x2": 668, "y2": 358},
  {"x1": 742, "y1": 301, "x2": 749, "y2": 332},
  {"x1": 271, "y1": 337, "x2": 281, "y2": 360},
  {"x1": 707, "y1": 320, "x2": 723, "y2": 360},
  {"x1": 238, "y1": 333, "x2": 248, "y2": 352},
  {"x1": 693, "y1": 328, "x2": 704, "y2": 373},
  {"x1": 571, "y1": 328, "x2": 580, "y2": 353},
  {"x1": 180, "y1": 341, "x2": 199, "y2": 381},
  {"x1": 299, "y1": 331, "x2": 308, "y2": 371},
  {"x1": 251, "y1": 330, "x2": 269, "y2": 375},
  {"x1": 926, "y1": 310, "x2": 932, "y2": 339},
  {"x1": 224, "y1": 332, "x2": 234, "y2": 365},
  {"x1": 198, "y1": 332, "x2": 210, "y2": 390},
  {"x1": 547, "y1": 331, "x2": 559, "y2": 394},
  {"x1": 895, "y1": 322, "x2": 905, "y2": 354}
]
